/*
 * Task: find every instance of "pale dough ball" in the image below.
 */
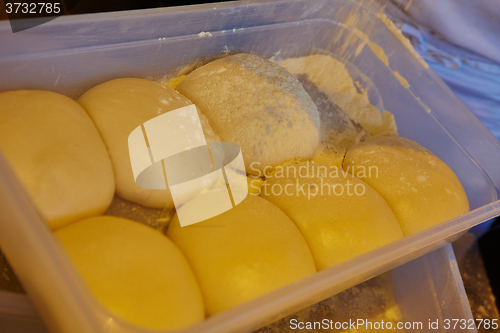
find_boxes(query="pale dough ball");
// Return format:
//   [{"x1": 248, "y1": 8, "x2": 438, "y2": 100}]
[
  {"x1": 343, "y1": 136, "x2": 470, "y2": 236},
  {"x1": 55, "y1": 216, "x2": 204, "y2": 330},
  {"x1": 177, "y1": 53, "x2": 320, "y2": 175},
  {"x1": 261, "y1": 161, "x2": 403, "y2": 270},
  {"x1": 77, "y1": 78, "x2": 219, "y2": 209},
  {"x1": 166, "y1": 194, "x2": 316, "y2": 315},
  {"x1": 0, "y1": 90, "x2": 114, "y2": 230},
  {"x1": 279, "y1": 55, "x2": 398, "y2": 136}
]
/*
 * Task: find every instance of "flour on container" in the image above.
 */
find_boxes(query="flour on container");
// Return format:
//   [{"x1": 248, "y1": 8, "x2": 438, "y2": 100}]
[
  {"x1": 393, "y1": 71, "x2": 410, "y2": 88},
  {"x1": 376, "y1": 13, "x2": 429, "y2": 68}
]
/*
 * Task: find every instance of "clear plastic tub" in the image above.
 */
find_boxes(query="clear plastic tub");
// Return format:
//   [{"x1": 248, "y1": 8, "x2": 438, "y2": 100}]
[
  {"x1": 0, "y1": 0, "x2": 499, "y2": 332},
  {"x1": 0, "y1": 244, "x2": 476, "y2": 333}
]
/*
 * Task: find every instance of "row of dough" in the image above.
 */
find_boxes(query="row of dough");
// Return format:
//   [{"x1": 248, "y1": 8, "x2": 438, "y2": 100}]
[
  {"x1": 54, "y1": 135, "x2": 470, "y2": 330},
  {"x1": 0, "y1": 53, "x2": 322, "y2": 230}
]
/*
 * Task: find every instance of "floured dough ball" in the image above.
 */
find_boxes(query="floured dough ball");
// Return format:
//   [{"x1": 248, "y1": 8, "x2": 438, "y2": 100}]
[
  {"x1": 261, "y1": 161, "x2": 403, "y2": 270},
  {"x1": 344, "y1": 136, "x2": 470, "y2": 236},
  {"x1": 0, "y1": 90, "x2": 114, "y2": 230},
  {"x1": 177, "y1": 53, "x2": 320, "y2": 175},
  {"x1": 167, "y1": 194, "x2": 316, "y2": 315},
  {"x1": 55, "y1": 216, "x2": 204, "y2": 330},
  {"x1": 78, "y1": 78, "x2": 219, "y2": 209}
]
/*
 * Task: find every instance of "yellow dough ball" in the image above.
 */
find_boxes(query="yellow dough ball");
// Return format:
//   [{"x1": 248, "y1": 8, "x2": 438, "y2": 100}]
[
  {"x1": 166, "y1": 194, "x2": 316, "y2": 315},
  {"x1": 261, "y1": 161, "x2": 403, "y2": 270},
  {"x1": 343, "y1": 136, "x2": 470, "y2": 236},
  {"x1": 177, "y1": 53, "x2": 320, "y2": 175},
  {"x1": 77, "y1": 78, "x2": 219, "y2": 209},
  {"x1": 55, "y1": 216, "x2": 204, "y2": 330},
  {"x1": 0, "y1": 90, "x2": 114, "y2": 230}
]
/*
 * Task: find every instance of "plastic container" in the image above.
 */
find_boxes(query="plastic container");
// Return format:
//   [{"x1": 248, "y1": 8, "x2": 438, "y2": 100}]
[
  {"x1": 0, "y1": 291, "x2": 48, "y2": 333},
  {"x1": 0, "y1": 0, "x2": 499, "y2": 332},
  {"x1": 0, "y1": 244, "x2": 476, "y2": 333}
]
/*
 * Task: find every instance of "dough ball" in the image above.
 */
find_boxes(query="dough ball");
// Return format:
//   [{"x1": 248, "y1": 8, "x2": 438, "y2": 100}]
[
  {"x1": 261, "y1": 161, "x2": 403, "y2": 270},
  {"x1": 177, "y1": 53, "x2": 320, "y2": 175},
  {"x1": 0, "y1": 90, "x2": 114, "y2": 230},
  {"x1": 279, "y1": 55, "x2": 398, "y2": 136},
  {"x1": 55, "y1": 216, "x2": 204, "y2": 330},
  {"x1": 166, "y1": 194, "x2": 316, "y2": 315},
  {"x1": 77, "y1": 78, "x2": 219, "y2": 209},
  {"x1": 343, "y1": 136, "x2": 470, "y2": 236}
]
